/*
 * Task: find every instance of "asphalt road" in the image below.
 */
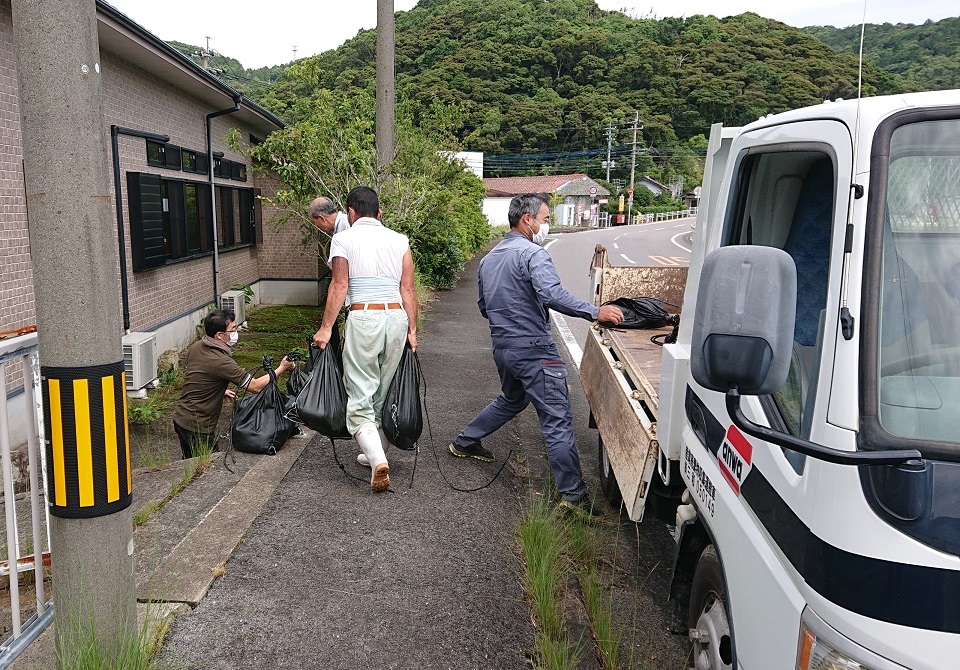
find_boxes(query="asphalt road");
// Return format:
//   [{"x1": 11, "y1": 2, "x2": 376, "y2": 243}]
[{"x1": 157, "y1": 242, "x2": 689, "y2": 670}]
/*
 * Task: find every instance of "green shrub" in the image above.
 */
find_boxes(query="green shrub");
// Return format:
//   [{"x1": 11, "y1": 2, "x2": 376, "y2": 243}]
[{"x1": 128, "y1": 402, "x2": 162, "y2": 426}]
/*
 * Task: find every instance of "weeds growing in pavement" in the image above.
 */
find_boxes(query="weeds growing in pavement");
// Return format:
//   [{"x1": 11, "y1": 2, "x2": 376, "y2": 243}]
[
  {"x1": 132, "y1": 500, "x2": 163, "y2": 528},
  {"x1": 133, "y1": 436, "x2": 216, "y2": 528},
  {"x1": 519, "y1": 491, "x2": 659, "y2": 670},
  {"x1": 55, "y1": 605, "x2": 167, "y2": 670},
  {"x1": 518, "y1": 497, "x2": 578, "y2": 668}
]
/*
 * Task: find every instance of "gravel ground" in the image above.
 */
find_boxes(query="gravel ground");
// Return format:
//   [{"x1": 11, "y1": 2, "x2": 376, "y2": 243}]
[{"x1": 155, "y1": 250, "x2": 690, "y2": 670}]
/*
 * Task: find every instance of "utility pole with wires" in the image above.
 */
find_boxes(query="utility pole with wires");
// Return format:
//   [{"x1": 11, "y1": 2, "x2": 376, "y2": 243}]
[
  {"x1": 627, "y1": 111, "x2": 642, "y2": 224},
  {"x1": 603, "y1": 121, "x2": 615, "y2": 183},
  {"x1": 192, "y1": 36, "x2": 218, "y2": 71},
  {"x1": 292, "y1": 45, "x2": 298, "y2": 60}
]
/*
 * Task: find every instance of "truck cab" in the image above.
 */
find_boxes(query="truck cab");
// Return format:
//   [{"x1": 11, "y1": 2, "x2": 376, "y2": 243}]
[{"x1": 583, "y1": 91, "x2": 960, "y2": 670}]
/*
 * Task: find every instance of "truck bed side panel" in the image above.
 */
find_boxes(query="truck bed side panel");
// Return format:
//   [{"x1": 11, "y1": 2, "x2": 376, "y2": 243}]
[{"x1": 581, "y1": 326, "x2": 668, "y2": 520}]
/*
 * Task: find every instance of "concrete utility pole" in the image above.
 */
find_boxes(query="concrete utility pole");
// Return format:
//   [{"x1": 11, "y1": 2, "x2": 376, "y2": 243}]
[
  {"x1": 11, "y1": 0, "x2": 135, "y2": 663},
  {"x1": 627, "y1": 111, "x2": 641, "y2": 224},
  {"x1": 604, "y1": 121, "x2": 615, "y2": 183},
  {"x1": 376, "y1": 0, "x2": 395, "y2": 178}
]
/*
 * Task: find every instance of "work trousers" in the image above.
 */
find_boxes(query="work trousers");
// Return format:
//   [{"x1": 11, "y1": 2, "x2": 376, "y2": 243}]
[
  {"x1": 342, "y1": 308, "x2": 408, "y2": 436},
  {"x1": 455, "y1": 345, "x2": 587, "y2": 500},
  {"x1": 173, "y1": 421, "x2": 219, "y2": 459}
]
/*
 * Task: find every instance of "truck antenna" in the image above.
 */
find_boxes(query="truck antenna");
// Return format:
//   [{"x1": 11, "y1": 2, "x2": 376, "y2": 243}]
[{"x1": 840, "y1": 0, "x2": 870, "y2": 341}]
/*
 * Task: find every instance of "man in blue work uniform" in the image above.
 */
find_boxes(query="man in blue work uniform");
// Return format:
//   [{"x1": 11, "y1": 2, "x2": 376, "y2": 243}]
[{"x1": 449, "y1": 193, "x2": 624, "y2": 515}]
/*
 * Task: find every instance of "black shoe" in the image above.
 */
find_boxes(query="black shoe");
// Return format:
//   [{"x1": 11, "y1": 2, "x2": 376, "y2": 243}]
[
  {"x1": 448, "y1": 441, "x2": 494, "y2": 462},
  {"x1": 558, "y1": 494, "x2": 602, "y2": 521}
]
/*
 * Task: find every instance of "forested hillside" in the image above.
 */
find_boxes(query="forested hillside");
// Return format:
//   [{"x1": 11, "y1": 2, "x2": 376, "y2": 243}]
[
  {"x1": 168, "y1": 41, "x2": 287, "y2": 99},
  {"x1": 803, "y1": 17, "x2": 960, "y2": 91},
  {"x1": 253, "y1": 0, "x2": 901, "y2": 184}
]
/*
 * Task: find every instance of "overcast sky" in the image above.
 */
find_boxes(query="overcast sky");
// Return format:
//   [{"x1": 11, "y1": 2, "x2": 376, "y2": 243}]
[{"x1": 104, "y1": 0, "x2": 958, "y2": 69}]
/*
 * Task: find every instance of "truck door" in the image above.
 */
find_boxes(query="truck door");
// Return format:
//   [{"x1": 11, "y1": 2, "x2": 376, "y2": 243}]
[{"x1": 685, "y1": 120, "x2": 853, "y2": 668}]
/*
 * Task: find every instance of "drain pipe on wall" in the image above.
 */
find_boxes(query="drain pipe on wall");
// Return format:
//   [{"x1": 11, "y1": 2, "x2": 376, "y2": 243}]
[
  {"x1": 111, "y1": 125, "x2": 170, "y2": 334},
  {"x1": 207, "y1": 97, "x2": 242, "y2": 308}
]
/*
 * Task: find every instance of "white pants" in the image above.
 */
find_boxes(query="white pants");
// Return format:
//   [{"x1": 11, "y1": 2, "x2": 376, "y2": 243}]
[{"x1": 342, "y1": 308, "x2": 408, "y2": 436}]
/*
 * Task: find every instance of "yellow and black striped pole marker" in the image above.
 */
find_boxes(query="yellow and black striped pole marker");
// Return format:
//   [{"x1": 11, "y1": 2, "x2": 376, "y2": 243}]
[{"x1": 41, "y1": 361, "x2": 132, "y2": 518}]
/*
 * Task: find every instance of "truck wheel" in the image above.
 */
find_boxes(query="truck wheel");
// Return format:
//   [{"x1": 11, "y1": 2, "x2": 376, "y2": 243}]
[
  {"x1": 688, "y1": 545, "x2": 733, "y2": 670},
  {"x1": 598, "y1": 436, "x2": 622, "y2": 506}
]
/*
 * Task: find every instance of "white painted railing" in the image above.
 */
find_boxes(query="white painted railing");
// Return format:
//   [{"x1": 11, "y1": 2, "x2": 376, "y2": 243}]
[
  {"x1": 635, "y1": 207, "x2": 698, "y2": 224},
  {"x1": 0, "y1": 331, "x2": 52, "y2": 668}
]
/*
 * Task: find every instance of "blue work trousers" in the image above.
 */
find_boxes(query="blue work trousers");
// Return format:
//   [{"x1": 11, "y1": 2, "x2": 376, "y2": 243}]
[{"x1": 456, "y1": 345, "x2": 587, "y2": 500}]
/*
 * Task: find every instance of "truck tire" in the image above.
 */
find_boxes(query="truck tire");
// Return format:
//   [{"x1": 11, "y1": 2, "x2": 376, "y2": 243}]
[
  {"x1": 598, "y1": 436, "x2": 622, "y2": 506},
  {"x1": 688, "y1": 545, "x2": 733, "y2": 670}
]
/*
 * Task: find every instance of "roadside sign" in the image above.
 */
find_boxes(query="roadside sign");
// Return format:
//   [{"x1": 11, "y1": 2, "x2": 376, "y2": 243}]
[
  {"x1": 589, "y1": 186, "x2": 598, "y2": 195},
  {"x1": 598, "y1": 198, "x2": 608, "y2": 204},
  {"x1": 627, "y1": 188, "x2": 634, "y2": 196}
]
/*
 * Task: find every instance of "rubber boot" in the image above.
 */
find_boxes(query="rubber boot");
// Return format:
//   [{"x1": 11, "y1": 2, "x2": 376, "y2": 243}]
[
  {"x1": 358, "y1": 427, "x2": 390, "y2": 467},
  {"x1": 356, "y1": 424, "x2": 389, "y2": 492}
]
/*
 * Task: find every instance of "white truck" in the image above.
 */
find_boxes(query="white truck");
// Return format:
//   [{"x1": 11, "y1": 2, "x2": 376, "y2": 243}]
[{"x1": 580, "y1": 90, "x2": 960, "y2": 670}]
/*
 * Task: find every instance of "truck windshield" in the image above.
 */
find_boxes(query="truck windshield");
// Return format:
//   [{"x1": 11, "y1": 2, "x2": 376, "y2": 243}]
[{"x1": 878, "y1": 118, "x2": 960, "y2": 446}]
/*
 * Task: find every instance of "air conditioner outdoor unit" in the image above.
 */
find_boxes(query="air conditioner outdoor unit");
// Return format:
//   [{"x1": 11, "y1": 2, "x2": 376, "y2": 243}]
[
  {"x1": 220, "y1": 290, "x2": 247, "y2": 325},
  {"x1": 122, "y1": 332, "x2": 158, "y2": 391}
]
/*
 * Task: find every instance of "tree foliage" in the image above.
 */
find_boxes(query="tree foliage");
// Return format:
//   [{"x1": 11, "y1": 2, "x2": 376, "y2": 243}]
[
  {"x1": 803, "y1": 17, "x2": 960, "y2": 91},
  {"x1": 254, "y1": 1, "x2": 903, "y2": 192},
  {"x1": 243, "y1": 89, "x2": 489, "y2": 290}
]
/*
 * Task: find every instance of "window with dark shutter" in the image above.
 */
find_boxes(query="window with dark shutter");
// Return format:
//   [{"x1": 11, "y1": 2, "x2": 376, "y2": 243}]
[
  {"x1": 146, "y1": 140, "x2": 165, "y2": 167},
  {"x1": 253, "y1": 188, "x2": 262, "y2": 245},
  {"x1": 198, "y1": 184, "x2": 213, "y2": 252},
  {"x1": 238, "y1": 189, "x2": 254, "y2": 245},
  {"x1": 164, "y1": 144, "x2": 182, "y2": 170},
  {"x1": 127, "y1": 173, "x2": 166, "y2": 271},
  {"x1": 217, "y1": 186, "x2": 235, "y2": 248},
  {"x1": 181, "y1": 150, "x2": 197, "y2": 173}
]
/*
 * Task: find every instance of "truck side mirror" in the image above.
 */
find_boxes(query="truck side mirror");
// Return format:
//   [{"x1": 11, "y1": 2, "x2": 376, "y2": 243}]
[
  {"x1": 691, "y1": 246, "x2": 796, "y2": 395},
  {"x1": 691, "y1": 246, "x2": 922, "y2": 467}
]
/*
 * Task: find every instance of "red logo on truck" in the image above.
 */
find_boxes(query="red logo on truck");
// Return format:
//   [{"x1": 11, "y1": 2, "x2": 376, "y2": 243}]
[{"x1": 719, "y1": 425, "x2": 753, "y2": 496}]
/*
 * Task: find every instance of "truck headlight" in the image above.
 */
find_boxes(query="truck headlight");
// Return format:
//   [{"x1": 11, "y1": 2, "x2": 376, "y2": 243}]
[{"x1": 796, "y1": 608, "x2": 907, "y2": 670}]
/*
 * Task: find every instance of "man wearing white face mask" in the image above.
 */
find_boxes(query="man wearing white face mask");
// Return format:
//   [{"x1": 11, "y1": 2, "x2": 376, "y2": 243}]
[
  {"x1": 173, "y1": 308, "x2": 294, "y2": 458},
  {"x1": 449, "y1": 193, "x2": 624, "y2": 517}
]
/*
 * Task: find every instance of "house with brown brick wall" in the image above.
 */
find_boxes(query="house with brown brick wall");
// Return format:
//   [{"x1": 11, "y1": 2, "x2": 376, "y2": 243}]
[{"x1": 1, "y1": 0, "x2": 320, "y2": 445}]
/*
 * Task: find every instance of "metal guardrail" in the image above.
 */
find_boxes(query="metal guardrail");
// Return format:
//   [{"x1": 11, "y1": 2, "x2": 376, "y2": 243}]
[
  {"x1": 637, "y1": 207, "x2": 698, "y2": 224},
  {"x1": 0, "y1": 332, "x2": 52, "y2": 668},
  {"x1": 593, "y1": 208, "x2": 699, "y2": 227}
]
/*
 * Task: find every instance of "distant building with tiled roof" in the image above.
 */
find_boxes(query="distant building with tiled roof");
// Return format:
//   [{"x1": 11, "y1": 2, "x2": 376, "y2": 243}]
[
  {"x1": 637, "y1": 176, "x2": 669, "y2": 195},
  {"x1": 481, "y1": 174, "x2": 610, "y2": 226}
]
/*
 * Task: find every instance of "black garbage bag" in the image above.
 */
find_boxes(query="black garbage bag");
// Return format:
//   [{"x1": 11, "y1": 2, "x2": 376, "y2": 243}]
[
  {"x1": 382, "y1": 345, "x2": 423, "y2": 451},
  {"x1": 599, "y1": 296, "x2": 678, "y2": 330},
  {"x1": 294, "y1": 328, "x2": 351, "y2": 439},
  {"x1": 230, "y1": 357, "x2": 299, "y2": 455},
  {"x1": 286, "y1": 354, "x2": 309, "y2": 397}
]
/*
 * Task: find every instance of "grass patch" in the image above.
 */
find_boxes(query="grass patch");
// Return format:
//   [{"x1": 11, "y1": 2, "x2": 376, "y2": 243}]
[
  {"x1": 518, "y1": 497, "x2": 578, "y2": 669},
  {"x1": 56, "y1": 606, "x2": 166, "y2": 670},
  {"x1": 133, "y1": 437, "x2": 215, "y2": 528},
  {"x1": 232, "y1": 305, "x2": 325, "y2": 371},
  {"x1": 132, "y1": 500, "x2": 163, "y2": 527},
  {"x1": 244, "y1": 305, "x2": 322, "y2": 336},
  {"x1": 518, "y1": 493, "x2": 644, "y2": 670}
]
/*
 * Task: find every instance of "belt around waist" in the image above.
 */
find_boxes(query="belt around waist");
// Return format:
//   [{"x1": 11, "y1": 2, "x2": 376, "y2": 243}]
[{"x1": 349, "y1": 302, "x2": 402, "y2": 311}]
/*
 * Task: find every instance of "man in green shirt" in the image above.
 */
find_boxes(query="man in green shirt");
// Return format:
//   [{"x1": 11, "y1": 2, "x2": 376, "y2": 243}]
[{"x1": 172, "y1": 308, "x2": 294, "y2": 458}]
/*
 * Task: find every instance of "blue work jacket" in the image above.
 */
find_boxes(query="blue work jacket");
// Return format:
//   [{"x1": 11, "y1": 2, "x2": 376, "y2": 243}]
[{"x1": 478, "y1": 231, "x2": 600, "y2": 348}]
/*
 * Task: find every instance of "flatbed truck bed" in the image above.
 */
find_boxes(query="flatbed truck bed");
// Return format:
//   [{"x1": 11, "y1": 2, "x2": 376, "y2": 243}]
[{"x1": 579, "y1": 245, "x2": 687, "y2": 520}]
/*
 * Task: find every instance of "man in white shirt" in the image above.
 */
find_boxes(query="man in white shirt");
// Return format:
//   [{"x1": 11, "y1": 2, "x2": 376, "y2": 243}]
[
  {"x1": 313, "y1": 186, "x2": 418, "y2": 492},
  {"x1": 308, "y1": 196, "x2": 350, "y2": 237}
]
